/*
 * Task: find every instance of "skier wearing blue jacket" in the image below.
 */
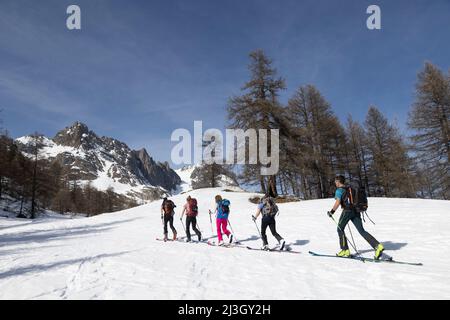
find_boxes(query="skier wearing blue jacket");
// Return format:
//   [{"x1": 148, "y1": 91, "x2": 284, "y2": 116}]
[
  {"x1": 211, "y1": 195, "x2": 233, "y2": 246},
  {"x1": 252, "y1": 194, "x2": 285, "y2": 251},
  {"x1": 328, "y1": 175, "x2": 384, "y2": 259}
]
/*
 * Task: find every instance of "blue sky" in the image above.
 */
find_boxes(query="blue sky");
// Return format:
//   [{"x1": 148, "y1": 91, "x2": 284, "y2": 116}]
[{"x1": 1, "y1": 0, "x2": 449, "y2": 166}]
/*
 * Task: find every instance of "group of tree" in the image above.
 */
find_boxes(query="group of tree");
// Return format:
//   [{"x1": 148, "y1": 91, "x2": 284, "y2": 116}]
[
  {"x1": 191, "y1": 133, "x2": 239, "y2": 189},
  {"x1": 191, "y1": 163, "x2": 238, "y2": 190},
  {"x1": 0, "y1": 132, "x2": 137, "y2": 218},
  {"x1": 227, "y1": 50, "x2": 449, "y2": 200}
]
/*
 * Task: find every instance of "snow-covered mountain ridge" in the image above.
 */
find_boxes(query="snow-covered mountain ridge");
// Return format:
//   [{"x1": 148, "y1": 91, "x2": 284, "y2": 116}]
[{"x1": 15, "y1": 122, "x2": 181, "y2": 201}]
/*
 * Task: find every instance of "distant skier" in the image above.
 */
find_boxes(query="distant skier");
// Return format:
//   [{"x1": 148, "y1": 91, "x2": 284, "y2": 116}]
[
  {"x1": 252, "y1": 194, "x2": 285, "y2": 250},
  {"x1": 328, "y1": 175, "x2": 384, "y2": 259},
  {"x1": 161, "y1": 197, "x2": 168, "y2": 213},
  {"x1": 210, "y1": 195, "x2": 233, "y2": 246},
  {"x1": 161, "y1": 197, "x2": 177, "y2": 241},
  {"x1": 181, "y1": 196, "x2": 202, "y2": 242}
]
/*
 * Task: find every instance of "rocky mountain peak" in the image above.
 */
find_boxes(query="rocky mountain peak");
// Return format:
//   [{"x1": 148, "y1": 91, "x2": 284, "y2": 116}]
[
  {"x1": 15, "y1": 121, "x2": 182, "y2": 200},
  {"x1": 136, "y1": 148, "x2": 151, "y2": 160},
  {"x1": 53, "y1": 122, "x2": 97, "y2": 149}
]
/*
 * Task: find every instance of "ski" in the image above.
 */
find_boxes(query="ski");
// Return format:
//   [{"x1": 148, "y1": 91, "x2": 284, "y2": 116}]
[
  {"x1": 207, "y1": 241, "x2": 233, "y2": 248},
  {"x1": 207, "y1": 241, "x2": 247, "y2": 249},
  {"x1": 156, "y1": 238, "x2": 185, "y2": 243},
  {"x1": 308, "y1": 250, "x2": 365, "y2": 262},
  {"x1": 359, "y1": 255, "x2": 423, "y2": 266},
  {"x1": 308, "y1": 251, "x2": 423, "y2": 266},
  {"x1": 246, "y1": 246, "x2": 301, "y2": 254}
]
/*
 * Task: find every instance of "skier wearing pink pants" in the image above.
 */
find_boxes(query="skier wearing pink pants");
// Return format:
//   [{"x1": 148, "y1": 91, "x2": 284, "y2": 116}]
[{"x1": 213, "y1": 195, "x2": 233, "y2": 245}]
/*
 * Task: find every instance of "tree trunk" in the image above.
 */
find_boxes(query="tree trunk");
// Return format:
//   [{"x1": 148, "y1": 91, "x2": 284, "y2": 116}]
[
  {"x1": 317, "y1": 172, "x2": 324, "y2": 199},
  {"x1": 290, "y1": 175, "x2": 299, "y2": 198},
  {"x1": 268, "y1": 175, "x2": 278, "y2": 197},
  {"x1": 260, "y1": 176, "x2": 267, "y2": 194},
  {"x1": 438, "y1": 105, "x2": 450, "y2": 165},
  {"x1": 211, "y1": 165, "x2": 216, "y2": 188},
  {"x1": 30, "y1": 154, "x2": 38, "y2": 219},
  {"x1": 279, "y1": 174, "x2": 285, "y2": 195},
  {"x1": 19, "y1": 193, "x2": 24, "y2": 216},
  {"x1": 302, "y1": 175, "x2": 312, "y2": 200},
  {"x1": 361, "y1": 147, "x2": 371, "y2": 196}
]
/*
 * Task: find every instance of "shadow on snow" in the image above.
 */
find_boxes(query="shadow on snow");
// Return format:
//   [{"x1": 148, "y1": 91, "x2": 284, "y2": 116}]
[{"x1": 0, "y1": 251, "x2": 130, "y2": 280}]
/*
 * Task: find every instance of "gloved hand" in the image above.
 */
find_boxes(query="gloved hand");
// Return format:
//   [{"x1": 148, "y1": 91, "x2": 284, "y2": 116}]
[
  {"x1": 160, "y1": 214, "x2": 163, "y2": 220},
  {"x1": 252, "y1": 215, "x2": 257, "y2": 222},
  {"x1": 327, "y1": 210, "x2": 335, "y2": 218}
]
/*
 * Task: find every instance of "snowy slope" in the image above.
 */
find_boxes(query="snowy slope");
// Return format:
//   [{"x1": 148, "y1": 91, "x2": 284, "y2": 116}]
[
  {"x1": 174, "y1": 165, "x2": 242, "y2": 194},
  {"x1": 174, "y1": 165, "x2": 197, "y2": 193},
  {"x1": 0, "y1": 188, "x2": 449, "y2": 299}
]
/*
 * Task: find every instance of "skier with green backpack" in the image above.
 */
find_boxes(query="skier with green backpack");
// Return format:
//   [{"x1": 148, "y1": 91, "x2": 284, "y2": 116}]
[
  {"x1": 327, "y1": 175, "x2": 384, "y2": 259},
  {"x1": 252, "y1": 194, "x2": 285, "y2": 251}
]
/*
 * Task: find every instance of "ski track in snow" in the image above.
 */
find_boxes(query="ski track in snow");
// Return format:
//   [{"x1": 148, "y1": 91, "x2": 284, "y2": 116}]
[{"x1": 0, "y1": 188, "x2": 449, "y2": 299}]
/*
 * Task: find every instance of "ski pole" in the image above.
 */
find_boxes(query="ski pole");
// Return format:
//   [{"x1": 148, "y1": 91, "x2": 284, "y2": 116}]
[
  {"x1": 208, "y1": 210, "x2": 214, "y2": 234},
  {"x1": 179, "y1": 215, "x2": 187, "y2": 235},
  {"x1": 252, "y1": 217, "x2": 262, "y2": 238},
  {"x1": 363, "y1": 211, "x2": 376, "y2": 225},
  {"x1": 228, "y1": 218, "x2": 235, "y2": 234},
  {"x1": 195, "y1": 218, "x2": 202, "y2": 233},
  {"x1": 329, "y1": 215, "x2": 363, "y2": 260},
  {"x1": 347, "y1": 224, "x2": 358, "y2": 255},
  {"x1": 209, "y1": 209, "x2": 216, "y2": 238},
  {"x1": 227, "y1": 218, "x2": 239, "y2": 243}
]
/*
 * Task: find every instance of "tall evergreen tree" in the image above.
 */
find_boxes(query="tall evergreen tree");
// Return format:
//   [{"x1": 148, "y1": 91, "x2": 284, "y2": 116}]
[
  {"x1": 29, "y1": 133, "x2": 44, "y2": 219},
  {"x1": 227, "y1": 49, "x2": 286, "y2": 196},
  {"x1": 287, "y1": 85, "x2": 345, "y2": 198},
  {"x1": 408, "y1": 62, "x2": 450, "y2": 199},
  {"x1": 345, "y1": 116, "x2": 371, "y2": 194},
  {"x1": 365, "y1": 107, "x2": 414, "y2": 197}
]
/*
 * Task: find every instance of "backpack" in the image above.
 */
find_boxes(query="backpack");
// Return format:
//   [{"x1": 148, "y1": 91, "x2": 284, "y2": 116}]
[
  {"x1": 261, "y1": 197, "x2": 279, "y2": 217},
  {"x1": 187, "y1": 198, "x2": 198, "y2": 217},
  {"x1": 220, "y1": 199, "x2": 230, "y2": 215},
  {"x1": 341, "y1": 186, "x2": 368, "y2": 213},
  {"x1": 163, "y1": 200, "x2": 176, "y2": 215}
]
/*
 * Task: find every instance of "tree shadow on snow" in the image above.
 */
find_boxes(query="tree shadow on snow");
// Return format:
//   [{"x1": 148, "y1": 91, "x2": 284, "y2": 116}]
[
  {"x1": 290, "y1": 240, "x2": 310, "y2": 246},
  {"x1": 0, "y1": 244, "x2": 66, "y2": 257},
  {"x1": 357, "y1": 241, "x2": 408, "y2": 254},
  {"x1": 0, "y1": 218, "x2": 140, "y2": 248},
  {"x1": 0, "y1": 216, "x2": 143, "y2": 232},
  {"x1": 235, "y1": 235, "x2": 259, "y2": 243},
  {"x1": 0, "y1": 251, "x2": 130, "y2": 280},
  {"x1": 201, "y1": 235, "x2": 217, "y2": 241}
]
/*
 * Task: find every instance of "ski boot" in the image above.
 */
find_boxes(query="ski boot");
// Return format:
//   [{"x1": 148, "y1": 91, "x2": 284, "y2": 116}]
[
  {"x1": 163, "y1": 233, "x2": 168, "y2": 242},
  {"x1": 336, "y1": 249, "x2": 351, "y2": 258},
  {"x1": 218, "y1": 240, "x2": 225, "y2": 246},
  {"x1": 374, "y1": 244, "x2": 385, "y2": 260},
  {"x1": 172, "y1": 232, "x2": 177, "y2": 241},
  {"x1": 279, "y1": 239, "x2": 286, "y2": 251},
  {"x1": 197, "y1": 233, "x2": 202, "y2": 242},
  {"x1": 261, "y1": 244, "x2": 269, "y2": 251}
]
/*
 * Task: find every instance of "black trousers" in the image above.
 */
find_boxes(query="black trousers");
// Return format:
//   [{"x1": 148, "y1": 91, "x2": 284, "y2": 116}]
[
  {"x1": 338, "y1": 210, "x2": 380, "y2": 250},
  {"x1": 186, "y1": 216, "x2": 201, "y2": 241},
  {"x1": 261, "y1": 215, "x2": 283, "y2": 246},
  {"x1": 163, "y1": 214, "x2": 176, "y2": 235}
]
